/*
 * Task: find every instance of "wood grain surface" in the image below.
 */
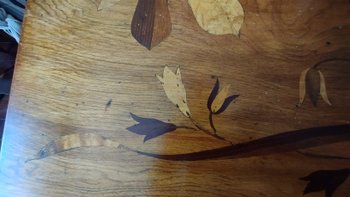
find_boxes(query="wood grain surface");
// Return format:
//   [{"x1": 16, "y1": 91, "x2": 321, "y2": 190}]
[{"x1": 1, "y1": 0, "x2": 350, "y2": 196}]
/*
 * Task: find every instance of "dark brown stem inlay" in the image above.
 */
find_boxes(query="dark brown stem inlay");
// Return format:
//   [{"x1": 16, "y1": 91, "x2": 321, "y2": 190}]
[
  {"x1": 296, "y1": 150, "x2": 350, "y2": 160},
  {"x1": 189, "y1": 116, "x2": 232, "y2": 144},
  {"x1": 28, "y1": 125, "x2": 350, "y2": 163},
  {"x1": 208, "y1": 112, "x2": 217, "y2": 133},
  {"x1": 126, "y1": 124, "x2": 350, "y2": 161},
  {"x1": 312, "y1": 58, "x2": 350, "y2": 69}
]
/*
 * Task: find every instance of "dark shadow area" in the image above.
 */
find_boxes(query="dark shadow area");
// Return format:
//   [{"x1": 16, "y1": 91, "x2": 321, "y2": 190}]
[{"x1": 0, "y1": 30, "x2": 17, "y2": 151}]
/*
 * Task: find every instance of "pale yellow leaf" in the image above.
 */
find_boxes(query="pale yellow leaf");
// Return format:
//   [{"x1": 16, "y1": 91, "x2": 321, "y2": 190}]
[
  {"x1": 211, "y1": 85, "x2": 230, "y2": 113},
  {"x1": 297, "y1": 67, "x2": 310, "y2": 107},
  {"x1": 318, "y1": 71, "x2": 332, "y2": 106},
  {"x1": 157, "y1": 66, "x2": 191, "y2": 117},
  {"x1": 188, "y1": 0, "x2": 244, "y2": 36},
  {"x1": 92, "y1": 0, "x2": 120, "y2": 11}
]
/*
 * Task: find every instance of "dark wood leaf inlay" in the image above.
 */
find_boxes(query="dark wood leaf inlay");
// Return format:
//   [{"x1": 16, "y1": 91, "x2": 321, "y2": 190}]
[
  {"x1": 127, "y1": 113, "x2": 177, "y2": 142},
  {"x1": 214, "y1": 94, "x2": 239, "y2": 115},
  {"x1": 207, "y1": 78, "x2": 220, "y2": 111},
  {"x1": 301, "y1": 169, "x2": 350, "y2": 197},
  {"x1": 131, "y1": 0, "x2": 171, "y2": 50},
  {"x1": 306, "y1": 68, "x2": 320, "y2": 106},
  {"x1": 207, "y1": 78, "x2": 239, "y2": 132}
]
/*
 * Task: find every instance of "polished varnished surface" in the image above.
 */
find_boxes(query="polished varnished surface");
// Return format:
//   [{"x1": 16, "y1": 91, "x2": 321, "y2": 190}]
[{"x1": 1, "y1": 0, "x2": 350, "y2": 196}]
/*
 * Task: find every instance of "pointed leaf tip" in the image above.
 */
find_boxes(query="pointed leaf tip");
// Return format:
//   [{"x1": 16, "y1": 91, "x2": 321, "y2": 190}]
[
  {"x1": 207, "y1": 79, "x2": 220, "y2": 111},
  {"x1": 301, "y1": 169, "x2": 350, "y2": 197},
  {"x1": 131, "y1": 0, "x2": 171, "y2": 49},
  {"x1": 157, "y1": 66, "x2": 191, "y2": 117},
  {"x1": 298, "y1": 67, "x2": 310, "y2": 107},
  {"x1": 156, "y1": 74, "x2": 164, "y2": 83},
  {"x1": 130, "y1": 112, "x2": 144, "y2": 123},
  {"x1": 318, "y1": 71, "x2": 332, "y2": 106},
  {"x1": 176, "y1": 67, "x2": 181, "y2": 75},
  {"x1": 214, "y1": 95, "x2": 239, "y2": 114},
  {"x1": 143, "y1": 135, "x2": 152, "y2": 142}
]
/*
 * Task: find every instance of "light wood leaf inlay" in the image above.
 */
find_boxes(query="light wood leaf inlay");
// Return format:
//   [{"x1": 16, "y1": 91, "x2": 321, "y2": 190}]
[
  {"x1": 188, "y1": 0, "x2": 244, "y2": 36},
  {"x1": 318, "y1": 71, "x2": 332, "y2": 106},
  {"x1": 298, "y1": 67, "x2": 310, "y2": 106},
  {"x1": 156, "y1": 66, "x2": 191, "y2": 117},
  {"x1": 211, "y1": 85, "x2": 231, "y2": 113},
  {"x1": 91, "y1": 0, "x2": 120, "y2": 11}
]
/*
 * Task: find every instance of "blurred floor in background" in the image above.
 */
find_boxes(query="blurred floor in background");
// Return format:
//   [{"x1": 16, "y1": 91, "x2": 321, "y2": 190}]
[
  {"x1": 0, "y1": 0, "x2": 26, "y2": 150},
  {"x1": 0, "y1": 29, "x2": 18, "y2": 150}
]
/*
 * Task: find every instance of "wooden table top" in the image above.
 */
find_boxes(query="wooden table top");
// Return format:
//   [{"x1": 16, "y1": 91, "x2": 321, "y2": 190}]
[{"x1": 1, "y1": 0, "x2": 350, "y2": 196}]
